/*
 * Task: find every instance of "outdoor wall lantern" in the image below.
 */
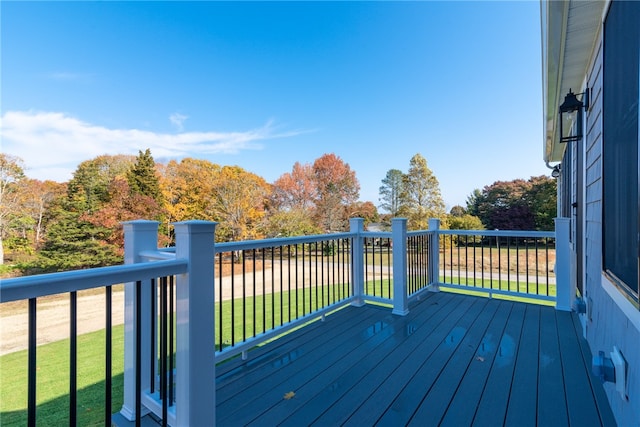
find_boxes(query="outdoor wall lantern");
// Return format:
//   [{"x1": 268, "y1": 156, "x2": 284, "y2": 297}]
[{"x1": 559, "y1": 88, "x2": 589, "y2": 144}]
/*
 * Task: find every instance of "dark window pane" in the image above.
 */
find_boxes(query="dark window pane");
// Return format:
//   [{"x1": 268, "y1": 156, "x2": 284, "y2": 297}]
[{"x1": 603, "y1": 0, "x2": 640, "y2": 295}]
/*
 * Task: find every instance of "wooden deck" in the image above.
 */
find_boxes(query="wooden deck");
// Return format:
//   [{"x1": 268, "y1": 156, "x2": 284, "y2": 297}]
[{"x1": 214, "y1": 291, "x2": 616, "y2": 427}]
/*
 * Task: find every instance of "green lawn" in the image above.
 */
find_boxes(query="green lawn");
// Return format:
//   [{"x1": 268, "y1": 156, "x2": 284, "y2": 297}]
[{"x1": 0, "y1": 326, "x2": 125, "y2": 426}]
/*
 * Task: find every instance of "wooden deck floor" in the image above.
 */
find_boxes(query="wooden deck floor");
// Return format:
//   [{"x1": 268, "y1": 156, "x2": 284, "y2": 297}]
[{"x1": 214, "y1": 292, "x2": 616, "y2": 426}]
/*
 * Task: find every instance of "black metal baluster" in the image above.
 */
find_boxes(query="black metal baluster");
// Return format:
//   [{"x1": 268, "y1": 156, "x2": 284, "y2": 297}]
[
  {"x1": 218, "y1": 254, "x2": 223, "y2": 351},
  {"x1": 242, "y1": 251, "x2": 246, "y2": 342},
  {"x1": 70, "y1": 291, "x2": 77, "y2": 427},
  {"x1": 535, "y1": 239, "x2": 540, "y2": 295},
  {"x1": 28, "y1": 298, "x2": 36, "y2": 427},
  {"x1": 150, "y1": 279, "x2": 155, "y2": 395},
  {"x1": 546, "y1": 239, "x2": 550, "y2": 296},
  {"x1": 160, "y1": 277, "x2": 168, "y2": 426},
  {"x1": 252, "y1": 249, "x2": 256, "y2": 338},
  {"x1": 516, "y1": 238, "x2": 520, "y2": 294},
  {"x1": 231, "y1": 255, "x2": 235, "y2": 347},
  {"x1": 262, "y1": 249, "x2": 266, "y2": 334},
  {"x1": 169, "y1": 275, "x2": 174, "y2": 406},
  {"x1": 279, "y1": 248, "x2": 283, "y2": 326},
  {"x1": 314, "y1": 242, "x2": 319, "y2": 310},
  {"x1": 106, "y1": 285, "x2": 112, "y2": 427},
  {"x1": 301, "y1": 244, "x2": 306, "y2": 316},
  {"x1": 386, "y1": 239, "x2": 391, "y2": 298},
  {"x1": 271, "y1": 248, "x2": 275, "y2": 330}
]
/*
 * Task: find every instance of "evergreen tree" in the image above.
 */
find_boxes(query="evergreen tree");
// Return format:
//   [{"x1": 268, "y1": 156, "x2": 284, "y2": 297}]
[
  {"x1": 128, "y1": 149, "x2": 162, "y2": 202},
  {"x1": 378, "y1": 169, "x2": 404, "y2": 216}
]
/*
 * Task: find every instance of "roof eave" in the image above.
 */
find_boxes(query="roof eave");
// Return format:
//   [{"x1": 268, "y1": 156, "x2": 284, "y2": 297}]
[{"x1": 542, "y1": 0, "x2": 605, "y2": 163}]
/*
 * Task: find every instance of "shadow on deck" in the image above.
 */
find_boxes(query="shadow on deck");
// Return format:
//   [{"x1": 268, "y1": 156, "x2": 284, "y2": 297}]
[{"x1": 126, "y1": 292, "x2": 617, "y2": 426}]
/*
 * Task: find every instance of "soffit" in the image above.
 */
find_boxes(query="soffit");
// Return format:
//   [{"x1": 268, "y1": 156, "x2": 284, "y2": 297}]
[{"x1": 543, "y1": 0, "x2": 605, "y2": 163}]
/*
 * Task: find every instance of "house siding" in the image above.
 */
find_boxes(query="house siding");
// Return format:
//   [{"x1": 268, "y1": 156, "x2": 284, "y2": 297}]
[{"x1": 583, "y1": 30, "x2": 640, "y2": 426}]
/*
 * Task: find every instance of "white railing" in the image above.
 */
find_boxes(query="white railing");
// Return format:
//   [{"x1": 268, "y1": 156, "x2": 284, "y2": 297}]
[{"x1": 0, "y1": 217, "x2": 573, "y2": 427}]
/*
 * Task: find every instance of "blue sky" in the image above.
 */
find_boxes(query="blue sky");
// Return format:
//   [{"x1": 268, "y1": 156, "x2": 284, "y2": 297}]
[{"x1": 1, "y1": 1, "x2": 549, "y2": 210}]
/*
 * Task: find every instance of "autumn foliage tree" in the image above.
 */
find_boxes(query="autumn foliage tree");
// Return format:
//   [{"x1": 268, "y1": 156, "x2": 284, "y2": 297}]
[
  {"x1": 466, "y1": 176, "x2": 557, "y2": 231},
  {"x1": 0, "y1": 154, "x2": 26, "y2": 264},
  {"x1": 312, "y1": 153, "x2": 360, "y2": 232},
  {"x1": 270, "y1": 162, "x2": 316, "y2": 211},
  {"x1": 270, "y1": 153, "x2": 360, "y2": 233},
  {"x1": 210, "y1": 166, "x2": 270, "y2": 241}
]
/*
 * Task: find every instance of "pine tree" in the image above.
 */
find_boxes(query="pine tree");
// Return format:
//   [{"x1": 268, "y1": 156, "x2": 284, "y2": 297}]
[
  {"x1": 378, "y1": 169, "x2": 404, "y2": 216},
  {"x1": 128, "y1": 149, "x2": 162, "y2": 202}
]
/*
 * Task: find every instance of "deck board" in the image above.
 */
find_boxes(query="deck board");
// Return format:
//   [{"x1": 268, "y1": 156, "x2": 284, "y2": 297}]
[
  {"x1": 341, "y1": 296, "x2": 485, "y2": 426},
  {"x1": 537, "y1": 307, "x2": 568, "y2": 426},
  {"x1": 436, "y1": 301, "x2": 514, "y2": 426},
  {"x1": 471, "y1": 302, "x2": 525, "y2": 426},
  {"x1": 212, "y1": 292, "x2": 615, "y2": 427},
  {"x1": 277, "y1": 292, "x2": 460, "y2": 427},
  {"x1": 556, "y1": 310, "x2": 607, "y2": 427},
  {"x1": 382, "y1": 299, "x2": 500, "y2": 426},
  {"x1": 504, "y1": 304, "x2": 540, "y2": 427},
  {"x1": 218, "y1": 306, "x2": 390, "y2": 424}
]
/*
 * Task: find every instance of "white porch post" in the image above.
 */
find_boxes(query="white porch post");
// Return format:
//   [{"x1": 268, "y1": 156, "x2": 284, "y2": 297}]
[
  {"x1": 428, "y1": 218, "x2": 441, "y2": 292},
  {"x1": 350, "y1": 218, "x2": 366, "y2": 307},
  {"x1": 555, "y1": 217, "x2": 573, "y2": 311},
  {"x1": 392, "y1": 218, "x2": 409, "y2": 316},
  {"x1": 173, "y1": 221, "x2": 217, "y2": 427},
  {"x1": 121, "y1": 220, "x2": 158, "y2": 420}
]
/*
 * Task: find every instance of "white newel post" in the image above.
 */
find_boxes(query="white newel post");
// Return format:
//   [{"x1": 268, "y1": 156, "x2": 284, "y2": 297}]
[
  {"x1": 428, "y1": 218, "x2": 441, "y2": 292},
  {"x1": 554, "y1": 217, "x2": 573, "y2": 311},
  {"x1": 350, "y1": 218, "x2": 366, "y2": 307},
  {"x1": 392, "y1": 218, "x2": 409, "y2": 316},
  {"x1": 173, "y1": 221, "x2": 217, "y2": 427},
  {"x1": 121, "y1": 220, "x2": 159, "y2": 420}
]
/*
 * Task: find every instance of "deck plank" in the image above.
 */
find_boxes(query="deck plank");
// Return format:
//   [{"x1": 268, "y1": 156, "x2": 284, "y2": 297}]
[
  {"x1": 275, "y1": 293, "x2": 457, "y2": 426},
  {"x1": 471, "y1": 302, "x2": 526, "y2": 426},
  {"x1": 217, "y1": 305, "x2": 389, "y2": 423},
  {"x1": 216, "y1": 303, "x2": 377, "y2": 397},
  {"x1": 384, "y1": 299, "x2": 502, "y2": 426},
  {"x1": 307, "y1": 292, "x2": 475, "y2": 427},
  {"x1": 504, "y1": 304, "x2": 540, "y2": 427},
  {"x1": 435, "y1": 301, "x2": 514, "y2": 427},
  {"x1": 570, "y1": 314, "x2": 618, "y2": 426},
  {"x1": 269, "y1": 293, "x2": 460, "y2": 426},
  {"x1": 537, "y1": 308, "x2": 569, "y2": 426},
  {"x1": 341, "y1": 296, "x2": 489, "y2": 426},
  {"x1": 556, "y1": 310, "x2": 605, "y2": 427}
]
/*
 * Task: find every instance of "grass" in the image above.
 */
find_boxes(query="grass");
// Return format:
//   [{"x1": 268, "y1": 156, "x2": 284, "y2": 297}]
[{"x1": 0, "y1": 325, "x2": 125, "y2": 426}]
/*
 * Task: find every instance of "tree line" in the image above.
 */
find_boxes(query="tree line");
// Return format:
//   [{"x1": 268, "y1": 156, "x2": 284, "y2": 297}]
[{"x1": 0, "y1": 151, "x2": 555, "y2": 275}]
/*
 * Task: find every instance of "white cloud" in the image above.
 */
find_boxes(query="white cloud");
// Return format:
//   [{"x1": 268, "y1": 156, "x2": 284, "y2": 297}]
[
  {"x1": 0, "y1": 110, "x2": 306, "y2": 182},
  {"x1": 169, "y1": 112, "x2": 188, "y2": 131}
]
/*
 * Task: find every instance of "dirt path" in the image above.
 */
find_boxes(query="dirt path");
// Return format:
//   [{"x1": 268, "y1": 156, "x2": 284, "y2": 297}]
[{"x1": 0, "y1": 290, "x2": 125, "y2": 356}]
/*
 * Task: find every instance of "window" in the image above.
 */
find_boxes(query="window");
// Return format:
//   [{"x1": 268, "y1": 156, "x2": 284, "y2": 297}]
[{"x1": 602, "y1": 0, "x2": 640, "y2": 302}]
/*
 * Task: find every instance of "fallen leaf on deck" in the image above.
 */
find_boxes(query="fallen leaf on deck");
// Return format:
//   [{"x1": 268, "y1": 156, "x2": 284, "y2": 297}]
[{"x1": 283, "y1": 391, "x2": 296, "y2": 400}]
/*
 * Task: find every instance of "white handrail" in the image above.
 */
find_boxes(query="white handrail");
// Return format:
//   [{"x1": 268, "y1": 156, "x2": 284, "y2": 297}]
[{"x1": 0, "y1": 259, "x2": 188, "y2": 303}]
